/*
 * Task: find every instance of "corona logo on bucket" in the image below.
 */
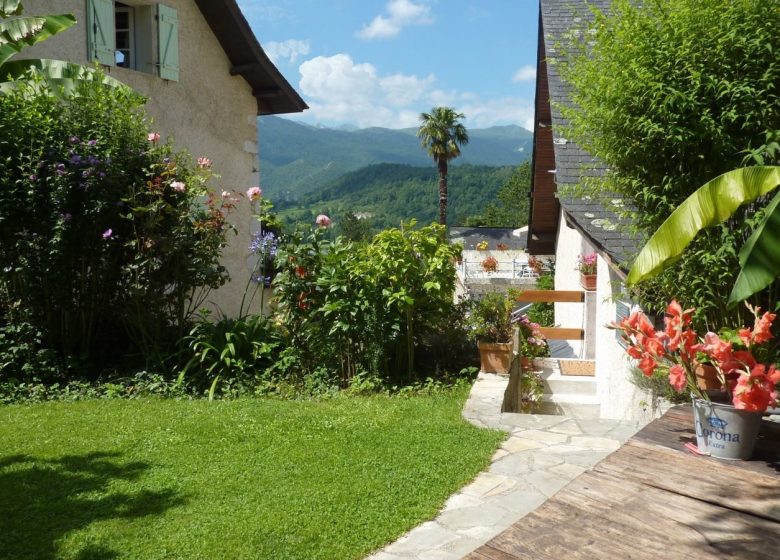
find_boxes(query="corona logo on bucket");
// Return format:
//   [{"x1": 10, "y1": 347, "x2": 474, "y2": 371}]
[{"x1": 707, "y1": 416, "x2": 728, "y2": 429}]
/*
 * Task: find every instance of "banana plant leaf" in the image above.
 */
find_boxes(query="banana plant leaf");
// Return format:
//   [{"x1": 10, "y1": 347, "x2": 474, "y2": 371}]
[
  {"x1": 0, "y1": 14, "x2": 76, "y2": 67},
  {"x1": 626, "y1": 166, "x2": 780, "y2": 286},
  {"x1": 729, "y1": 189, "x2": 780, "y2": 304},
  {"x1": 0, "y1": 59, "x2": 130, "y2": 95},
  {"x1": 0, "y1": 0, "x2": 23, "y2": 18}
]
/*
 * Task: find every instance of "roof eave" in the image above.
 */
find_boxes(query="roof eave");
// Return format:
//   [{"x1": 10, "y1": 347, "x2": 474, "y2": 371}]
[{"x1": 193, "y1": 0, "x2": 308, "y2": 115}]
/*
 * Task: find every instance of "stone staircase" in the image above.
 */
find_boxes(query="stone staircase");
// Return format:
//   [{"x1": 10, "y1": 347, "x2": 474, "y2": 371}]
[{"x1": 534, "y1": 358, "x2": 600, "y2": 418}]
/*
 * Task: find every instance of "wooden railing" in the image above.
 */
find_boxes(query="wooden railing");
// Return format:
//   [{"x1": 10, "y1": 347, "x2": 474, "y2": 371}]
[{"x1": 515, "y1": 290, "x2": 584, "y2": 341}]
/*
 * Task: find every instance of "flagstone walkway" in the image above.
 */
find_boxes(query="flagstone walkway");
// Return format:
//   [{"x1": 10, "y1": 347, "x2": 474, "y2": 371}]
[{"x1": 368, "y1": 373, "x2": 646, "y2": 560}]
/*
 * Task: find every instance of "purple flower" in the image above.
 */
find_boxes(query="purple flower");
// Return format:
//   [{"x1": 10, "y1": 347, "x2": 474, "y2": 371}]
[
  {"x1": 87, "y1": 156, "x2": 100, "y2": 165},
  {"x1": 102, "y1": 228, "x2": 113, "y2": 239},
  {"x1": 29, "y1": 174, "x2": 37, "y2": 182},
  {"x1": 61, "y1": 212, "x2": 72, "y2": 221},
  {"x1": 55, "y1": 163, "x2": 66, "y2": 177},
  {"x1": 87, "y1": 139, "x2": 97, "y2": 146},
  {"x1": 69, "y1": 135, "x2": 80, "y2": 145}
]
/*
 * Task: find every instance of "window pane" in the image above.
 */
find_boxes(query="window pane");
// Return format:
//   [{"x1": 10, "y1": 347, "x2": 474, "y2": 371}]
[
  {"x1": 116, "y1": 32, "x2": 128, "y2": 49},
  {"x1": 115, "y1": 11, "x2": 128, "y2": 29}
]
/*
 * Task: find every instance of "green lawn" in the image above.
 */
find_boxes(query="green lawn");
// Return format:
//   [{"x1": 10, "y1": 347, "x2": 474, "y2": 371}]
[{"x1": 0, "y1": 389, "x2": 504, "y2": 560}]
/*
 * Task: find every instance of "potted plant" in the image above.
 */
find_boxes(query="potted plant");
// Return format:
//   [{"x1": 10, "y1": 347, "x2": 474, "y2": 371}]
[
  {"x1": 481, "y1": 255, "x2": 498, "y2": 273},
  {"x1": 577, "y1": 252, "x2": 597, "y2": 290},
  {"x1": 468, "y1": 292, "x2": 514, "y2": 374},
  {"x1": 610, "y1": 300, "x2": 780, "y2": 460},
  {"x1": 516, "y1": 314, "x2": 551, "y2": 369},
  {"x1": 476, "y1": 240, "x2": 489, "y2": 251}
]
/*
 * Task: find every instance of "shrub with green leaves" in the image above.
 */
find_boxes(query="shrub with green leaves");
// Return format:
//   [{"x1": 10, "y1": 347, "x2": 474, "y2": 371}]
[
  {"x1": 272, "y1": 221, "x2": 462, "y2": 386},
  {"x1": 0, "y1": 74, "x2": 236, "y2": 378},
  {"x1": 559, "y1": 0, "x2": 780, "y2": 326}
]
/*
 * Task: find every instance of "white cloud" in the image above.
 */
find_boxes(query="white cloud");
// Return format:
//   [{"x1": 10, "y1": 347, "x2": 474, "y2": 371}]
[
  {"x1": 458, "y1": 97, "x2": 535, "y2": 130},
  {"x1": 264, "y1": 39, "x2": 311, "y2": 64},
  {"x1": 512, "y1": 65, "x2": 536, "y2": 82},
  {"x1": 358, "y1": 0, "x2": 434, "y2": 40},
  {"x1": 296, "y1": 53, "x2": 534, "y2": 131}
]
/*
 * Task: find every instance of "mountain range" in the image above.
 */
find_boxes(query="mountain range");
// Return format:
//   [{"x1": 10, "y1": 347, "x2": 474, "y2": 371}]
[{"x1": 258, "y1": 116, "x2": 533, "y2": 202}]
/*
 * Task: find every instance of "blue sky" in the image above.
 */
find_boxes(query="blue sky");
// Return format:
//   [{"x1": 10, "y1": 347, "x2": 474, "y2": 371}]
[{"x1": 236, "y1": 1, "x2": 540, "y2": 130}]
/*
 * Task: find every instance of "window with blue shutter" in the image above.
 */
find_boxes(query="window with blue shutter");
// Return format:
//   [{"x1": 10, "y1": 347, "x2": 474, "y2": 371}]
[
  {"x1": 157, "y1": 4, "x2": 179, "y2": 81},
  {"x1": 86, "y1": 0, "x2": 115, "y2": 66}
]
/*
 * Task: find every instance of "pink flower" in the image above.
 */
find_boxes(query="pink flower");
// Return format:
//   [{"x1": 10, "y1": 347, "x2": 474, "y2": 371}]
[
  {"x1": 196, "y1": 156, "x2": 213, "y2": 169},
  {"x1": 732, "y1": 364, "x2": 778, "y2": 412},
  {"x1": 102, "y1": 228, "x2": 113, "y2": 239},
  {"x1": 147, "y1": 132, "x2": 160, "y2": 143},
  {"x1": 170, "y1": 181, "x2": 186, "y2": 193},
  {"x1": 668, "y1": 364, "x2": 687, "y2": 392},
  {"x1": 315, "y1": 214, "x2": 332, "y2": 227},
  {"x1": 246, "y1": 186, "x2": 262, "y2": 201}
]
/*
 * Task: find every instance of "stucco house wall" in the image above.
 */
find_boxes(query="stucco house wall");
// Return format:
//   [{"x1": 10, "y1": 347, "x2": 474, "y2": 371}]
[
  {"x1": 20, "y1": 0, "x2": 279, "y2": 317},
  {"x1": 553, "y1": 210, "x2": 593, "y2": 357}
]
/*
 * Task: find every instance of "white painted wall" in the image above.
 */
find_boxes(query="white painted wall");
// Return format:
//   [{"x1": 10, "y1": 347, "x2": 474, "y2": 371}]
[
  {"x1": 594, "y1": 259, "x2": 667, "y2": 422},
  {"x1": 21, "y1": 0, "x2": 261, "y2": 317},
  {"x1": 553, "y1": 210, "x2": 593, "y2": 357}
]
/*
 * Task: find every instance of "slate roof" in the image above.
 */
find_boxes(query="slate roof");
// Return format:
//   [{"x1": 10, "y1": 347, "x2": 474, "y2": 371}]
[
  {"x1": 540, "y1": 0, "x2": 639, "y2": 268},
  {"x1": 449, "y1": 227, "x2": 528, "y2": 251}
]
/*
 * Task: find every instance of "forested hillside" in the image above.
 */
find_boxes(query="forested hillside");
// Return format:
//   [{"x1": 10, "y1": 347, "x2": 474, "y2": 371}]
[
  {"x1": 259, "y1": 116, "x2": 532, "y2": 201},
  {"x1": 275, "y1": 163, "x2": 517, "y2": 231}
]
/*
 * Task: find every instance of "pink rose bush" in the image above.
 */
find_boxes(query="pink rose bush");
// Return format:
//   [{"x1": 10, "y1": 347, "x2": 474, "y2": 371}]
[
  {"x1": 315, "y1": 214, "x2": 332, "y2": 227},
  {"x1": 609, "y1": 300, "x2": 780, "y2": 412},
  {"x1": 246, "y1": 186, "x2": 262, "y2": 201}
]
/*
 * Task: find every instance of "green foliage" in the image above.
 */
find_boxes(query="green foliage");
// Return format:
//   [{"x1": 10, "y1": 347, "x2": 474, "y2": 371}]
[
  {"x1": 560, "y1": 0, "x2": 780, "y2": 325},
  {"x1": 278, "y1": 163, "x2": 515, "y2": 230},
  {"x1": 627, "y1": 167, "x2": 780, "y2": 305},
  {"x1": 179, "y1": 313, "x2": 281, "y2": 400},
  {"x1": 258, "y1": 115, "x2": 532, "y2": 202},
  {"x1": 339, "y1": 211, "x2": 372, "y2": 242},
  {"x1": 465, "y1": 162, "x2": 531, "y2": 227},
  {"x1": 527, "y1": 266, "x2": 555, "y2": 327},
  {"x1": 0, "y1": 75, "x2": 235, "y2": 379},
  {"x1": 0, "y1": 392, "x2": 505, "y2": 559},
  {"x1": 467, "y1": 292, "x2": 515, "y2": 343},
  {"x1": 417, "y1": 106, "x2": 469, "y2": 224},
  {"x1": 272, "y1": 221, "x2": 462, "y2": 386}
]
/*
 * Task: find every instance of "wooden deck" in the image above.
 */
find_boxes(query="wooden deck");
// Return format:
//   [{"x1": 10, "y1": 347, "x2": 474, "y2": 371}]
[{"x1": 465, "y1": 406, "x2": 780, "y2": 560}]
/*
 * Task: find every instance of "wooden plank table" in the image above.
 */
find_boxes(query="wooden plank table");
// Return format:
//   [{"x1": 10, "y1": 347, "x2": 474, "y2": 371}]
[{"x1": 465, "y1": 406, "x2": 780, "y2": 560}]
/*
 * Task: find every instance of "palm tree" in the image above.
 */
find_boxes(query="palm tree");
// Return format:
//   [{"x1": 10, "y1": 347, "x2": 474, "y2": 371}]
[{"x1": 417, "y1": 107, "x2": 469, "y2": 225}]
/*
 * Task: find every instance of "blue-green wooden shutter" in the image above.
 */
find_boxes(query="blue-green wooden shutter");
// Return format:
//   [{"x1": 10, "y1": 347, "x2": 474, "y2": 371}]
[
  {"x1": 157, "y1": 4, "x2": 179, "y2": 81},
  {"x1": 86, "y1": 0, "x2": 115, "y2": 66}
]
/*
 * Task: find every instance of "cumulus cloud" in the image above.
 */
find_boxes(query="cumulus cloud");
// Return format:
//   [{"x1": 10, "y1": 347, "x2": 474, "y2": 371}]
[
  {"x1": 358, "y1": 0, "x2": 434, "y2": 40},
  {"x1": 296, "y1": 53, "x2": 533, "y2": 131},
  {"x1": 264, "y1": 39, "x2": 311, "y2": 64},
  {"x1": 512, "y1": 65, "x2": 536, "y2": 82}
]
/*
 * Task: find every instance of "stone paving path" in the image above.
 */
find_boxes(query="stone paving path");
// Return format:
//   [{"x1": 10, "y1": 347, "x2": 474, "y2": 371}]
[{"x1": 367, "y1": 373, "x2": 647, "y2": 560}]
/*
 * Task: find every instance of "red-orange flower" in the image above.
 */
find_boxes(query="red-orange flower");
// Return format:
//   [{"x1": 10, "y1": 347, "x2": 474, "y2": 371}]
[
  {"x1": 752, "y1": 310, "x2": 776, "y2": 344},
  {"x1": 732, "y1": 364, "x2": 778, "y2": 412},
  {"x1": 638, "y1": 354, "x2": 657, "y2": 377},
  {"x1": 668, "y1": 364, "x2": 687, "y2": 392}
]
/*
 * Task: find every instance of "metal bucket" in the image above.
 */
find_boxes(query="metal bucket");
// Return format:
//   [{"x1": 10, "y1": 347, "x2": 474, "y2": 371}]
[{"x1": 692, "y1": 397, "x2": 763, "y2": 460}]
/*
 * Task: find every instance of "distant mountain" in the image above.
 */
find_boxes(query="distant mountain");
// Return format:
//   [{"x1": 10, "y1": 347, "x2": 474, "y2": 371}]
[
  {"x1": 259, "y1": 116, "x2": 532, "y2": 202},
  {"x1": 276, "y1": 163, "x2": 516, "y2": 231}
]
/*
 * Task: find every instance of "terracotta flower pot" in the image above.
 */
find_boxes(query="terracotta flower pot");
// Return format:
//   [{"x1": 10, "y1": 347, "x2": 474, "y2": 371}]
[
  {"x1": 477, "y1": 341, "x2": 513, "y2": 375},
  {"x1": 520, "y1": 356, "x2": 533, "y2": 370},
  {"x1": 580, "y1": 273, "x2": 597, "y2": 291},
  {"x1": 695, "y1": 364, "x2": 722, "y2": 391}
]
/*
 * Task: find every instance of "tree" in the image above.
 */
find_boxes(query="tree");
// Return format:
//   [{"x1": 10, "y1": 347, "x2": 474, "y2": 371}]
[
  {"x1": 465, "y1": 162, "x2": 530, "y2": 227},
  {"x1": 339, "y1": 211, "x2": 372, "y2": 242},
  {"x1": 560, "y1": 0, "x2": 780, "y2": 326},
  {"x1": 416, "y1": 107, "x2": 469, "y2": 225}
]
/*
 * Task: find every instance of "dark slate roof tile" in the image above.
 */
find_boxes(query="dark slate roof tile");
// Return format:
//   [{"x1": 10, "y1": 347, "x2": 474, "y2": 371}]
[{"x1": 540, "y1": 0, "x2": 640, "y2": 265}]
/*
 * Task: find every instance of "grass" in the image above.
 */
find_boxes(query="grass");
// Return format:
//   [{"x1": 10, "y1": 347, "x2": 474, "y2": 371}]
[{"x1": 0, "y1": 389, "x2": 504, "y2": 560}]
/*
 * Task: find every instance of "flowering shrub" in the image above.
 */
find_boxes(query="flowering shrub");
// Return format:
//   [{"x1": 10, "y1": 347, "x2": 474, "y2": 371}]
[
  {"x1": 577, "y1": 253, "x2": 597, "y2": 275},
  {"x1": 481, "y1": 256, "x2": 498, "y2": 273},
  {"x1": 516, "y1": 314, "x2": 550, "y2": 359},
  {"x1": 610, "y1": 300, "x2": 780, "y2": 412},
  {"x1": 272, "y1": 220, "x2": 461, "y2": 385},
  {"x1": 0, "y1": 74, "x2": 235, "y2": 378},
  {"x1": 476, "y1": 240, "x2": 489, "y2": 251}
]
